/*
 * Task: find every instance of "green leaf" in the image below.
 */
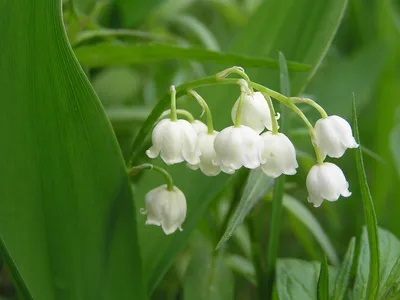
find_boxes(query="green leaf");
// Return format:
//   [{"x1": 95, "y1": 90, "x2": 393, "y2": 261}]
[
  {"x1": 390, "y1": 123, "x2": 400, "y2": 177},
  {"x1": 353, "y1": 228, "x2": 400, "y2": 300},
  {"x1": 282, "y1": 195, "x2": 339, "y2": 266},
  {"x1": 276, "y1": 259, "x2": 338, "y2": 300},
  {"x1": 317, "y1": 256, "x2": 330, "y2": 300},
  {"x1": 183, "y1": 246, "x2": 234, "y2": 300},
  {"x1": 306, "y1": 43, "x2": 386, "y2": 118},
  {"x1": 332, "y1": 237, "x2": 356, "y2": 300},
  {"x1": 352, "y1": 95, "x2": 380, "y2": 299},
  {"x1": 74, "y1": 43, "x2": 311, "y2": 70},
  {"x1": 224, "y1": 254, "x2": 256, "y2": 285},
  {"x1": 132, "y1": 0, "x2": 349, "y2": 295},
  {"x1": 0, "y1": 236, "x2": 33, "y2": 300},
  {"x1": 216, "y1": 169, "x2": 274, "y2": 250},
  {"x1": 0, "y1": 1, "x2": 144, "y2": 299}
]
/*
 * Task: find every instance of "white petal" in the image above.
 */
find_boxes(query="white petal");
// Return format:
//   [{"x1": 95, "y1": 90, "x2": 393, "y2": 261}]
[
  {"x1": 160, "y1": 186, "x2": 186, "y2": 235},
  {"x1": 178, "y1": 120, "x2": 201, "y2": 165},
  {"x1": 196, "y1": 132, "x2": 221, "y2": 176},
  {"x1": 191, "y1": 120, "x2": 208, "y2": 134},
  {"x1": 330, "y1": 116, "x2": 359, "y2": 148},
  {"x1": 145, "y1": 185, "x2": 168, "y2": 226}
]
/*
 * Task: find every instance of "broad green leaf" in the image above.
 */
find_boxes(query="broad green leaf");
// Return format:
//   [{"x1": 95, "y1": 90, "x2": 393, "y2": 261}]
[
  {"x1": 183, "y1": 246, "x2": 234, "y2": 300},
  {"x1": 306, "y1": 43, "x2": 386, "y2": 118},
  {"x1": 0, "y1": 1, "x2": 144, "y2": 299},
  {"x1": 216, "y1": 169, "x2": 274, "y2": 250},
  {"x1": 132, "y1": 0, "x2": 348, "y2": 294},
  {"x1": 276, "y1": 259, "x2": 338, "y2": 300},
  {"x1": 74, "y1": 43, "x2": 310, "y2": 70},
  {"x1": 353, "y1": 96, "x2": 380, "y2": 299},
  {"x1": 332, "y1": 238, "x2": 356, "y2": 300},
  {"x1": 353, "y1": 228, "x2": 400, "y2": 300},
  {"x1": 282, "y1": 195, "x2": 339, "y2": 266},
  {"x1": 317, "y1": 256, "x2": 330, "y2": 300}
]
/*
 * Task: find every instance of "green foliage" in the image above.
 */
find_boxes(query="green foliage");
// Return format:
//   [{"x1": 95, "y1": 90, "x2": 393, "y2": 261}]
[{"x1": 317, "y1": 256, "x2": 330, "y2": 300}]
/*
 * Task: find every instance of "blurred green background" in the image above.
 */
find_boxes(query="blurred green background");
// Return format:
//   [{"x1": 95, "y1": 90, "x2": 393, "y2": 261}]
[{"x1": 3, "y1": 0, "x2": 399, "y2": 299}]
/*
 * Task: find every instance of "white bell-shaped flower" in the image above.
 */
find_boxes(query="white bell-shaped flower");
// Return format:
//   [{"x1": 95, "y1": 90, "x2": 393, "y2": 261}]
[
  {"x1": 259, "y1": 132, "x2": 298, "y2": 178},
  {"x1": 213, "y1": 125, "x2": 261, "y2": 174},
  {"x1": 306, "y1": 162, "x2": 351, "y2": 208},
  {"x1": 146, "y1": 118, "x2": 201, "y2": 165},
  {"x1": 314, "y1": 115, "x2": 359, "y2": 159},
  {"x1": 187, "y1": 131, "x2": 221, "y2": 176},
  {"x1": 191, "y1": 120, "x2": 208, "y2": 134},
  {"x1": 144, "y1": 184, "x2": 187, "y2": 235},
  {"x1": 231, "y1": 91, "x2": 273, "y2": 134}
]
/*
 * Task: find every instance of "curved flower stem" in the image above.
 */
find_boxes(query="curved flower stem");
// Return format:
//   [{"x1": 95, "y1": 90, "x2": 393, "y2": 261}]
[
  {"x1": 234, "y1": 82, "x2": 249, "y2": 127},
  {"x1": 290, "y1": 97, "x2": 329, "y2": 118},
  {"x1": 249, "y1": 81, "x2": 324, "y2": 164},
  {"x1": 160, "y1": 109, "x2": 195, "y2": 123},
  {"x1": 262, "y1": 93, "x2": 279, "y2": 134},
  {"x1": 216, "y1": 66, "x2": 251, "y2": 82},
  {"x1": 169, "y1": 85, "x2": 178, "y2": 122},
  {"x1": 188, "y1": 90, "x2": 214, "y2": 134},
  {"x1": 128, "y1": 163, "x2": 174, "y2": 190}
]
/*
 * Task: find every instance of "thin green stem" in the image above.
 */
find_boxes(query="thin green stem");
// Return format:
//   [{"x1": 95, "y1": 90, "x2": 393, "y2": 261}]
[
  {"x1": 128, "y1": 163, "x2": 174, "y2": 190},
  {"x1": 263, "y1": 94, "x2": 279, "y2": 134},
  {"x1": 160, "y1": 109, "x2": 195, "y2": 123},
  {"x1": 249, "y1": 81, "x2": 324, "y2": 164},
  {"x1": 235, "y1": 91, "x2": 245, "y2": 127},
  {"x1": 216, "y1": 66, "x2": 251, "y2": 82},
  {"x1": 290, "y1": 97, "x2": 328, "y2": 118},
  {"x1": 169, "y1": 85, "x2": 177, "y2": 122},
  {"x1": 188, "y1": 90, "x2": 214, "y2": 133}
]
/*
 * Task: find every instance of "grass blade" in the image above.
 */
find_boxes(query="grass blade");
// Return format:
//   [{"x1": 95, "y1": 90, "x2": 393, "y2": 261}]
[
  {"x1": 317, "y1": 256, "x2": 330, "y2": 300},
  {"x1": 333, "y1": 237, "x2": 356, "y2": 300},
  {"x1": 353, "y1": 95, "x2": 380, "y2": 299}
]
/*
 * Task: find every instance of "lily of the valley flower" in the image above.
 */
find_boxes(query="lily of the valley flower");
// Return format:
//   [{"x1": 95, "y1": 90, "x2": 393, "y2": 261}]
[
  {"x1": 188, "y1": 131, "x2": 221, "y2": 176},
  {"x1": 306, "y1": 162, "x2": 351, "y2": 208},
  {"x1": 231, "y1": 91, "x2": 274, "y2": 134},
  {"x1": 146, "y1": 118, "x2": 201, "y2": 165},
  {"x1": 191, "y1": 120, "x2": 208, "y2": 134},
  {"x1": 213, "y1": 125, "x2": 261, "y2": 174},
  {"x1": 314, "y1": 115, "x2": 359, "y2": 159},
  {"x1": 259, "y1": 132, "x2": 298, "y2": 178},
  {"x1": 144, "y1": 184, "x2": 187, "y2": 235}
]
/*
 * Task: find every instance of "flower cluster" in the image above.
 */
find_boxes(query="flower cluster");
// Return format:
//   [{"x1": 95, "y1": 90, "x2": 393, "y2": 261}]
[{"x1": 133, "y1": 67, "x2": 358, "y2": 235}]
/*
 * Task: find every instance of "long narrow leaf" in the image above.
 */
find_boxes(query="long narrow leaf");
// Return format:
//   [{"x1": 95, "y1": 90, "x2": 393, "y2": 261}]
[
  {"x1": 333, "y1": 238, "x2": 356, "y2": 300},
  {"x1": 317, "y1": 256, "x2": 330, "y2": 300},
  {"x1": 74, "y1": 43, "x2": 311, "y2": 70},
  {"x1": 353, "y1": 95, "x2": 380, "y2": 299}
]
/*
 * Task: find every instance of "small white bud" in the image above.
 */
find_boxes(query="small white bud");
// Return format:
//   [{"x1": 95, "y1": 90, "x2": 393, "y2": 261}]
[
  {"x1": 187, "y1": 131, "x2": 221, "y2": 176},
  {"x1": 259, "y1": 132, "x2": 298, "y2": 178},
  {"x1": 144, "y1": 184, "x2": 187, "y2": 235},
  {"x1": 146, "y1": 118, "x2": 201, "y2": 165},
  {"x1": 191, "y1": 120, "x2": 208, "y2": 134},
  {"x1": 213, "y1": 125, "x2": 261, "y2": 174},
  {"x1": 314, "y1": 115, "x2": 359, "y2": 159},
  {"x1": 231, "y1": 92, "x2": 275, "y2": 134},
  {"x1": 306, "y1": 162, "x2": 351, "y2": 207}
]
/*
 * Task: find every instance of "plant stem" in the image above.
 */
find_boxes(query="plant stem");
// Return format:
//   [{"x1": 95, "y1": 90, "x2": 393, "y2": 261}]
[
  {"x1": 263, "y1": 94, "x2": 279, "y2": 134},
  {"x1": 265, "y1": 52, "x2": 290, "y2": 295},
  {"x1": 234, "y1": 91, "x2": 245, "y2": 127},
  {"x1": 188, "y1": 90, "x2": 214, "y2": 133},
  {"x1": 160, "y1": 109, "x2": 195, "y2": 123},
  {"x1": 290, "y1": 97, "x2": 328, "y2": 118},
  {"x1": 169, "y1": 85, "x2": 178, "y2": 122},
  {"x1": 249, "y1": 81, "x2": 324, "y2": 164},
  {"x1": 128, "y1": 164, "x2": 174, "y2": 190},
  {"x1": 216, "y1": 66, "x2": 251, "y2": 82}
]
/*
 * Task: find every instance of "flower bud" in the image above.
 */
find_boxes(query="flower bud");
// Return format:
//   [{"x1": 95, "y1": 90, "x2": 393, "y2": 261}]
[
  {"x1": 144, "y1": 184, "x2": 187, "y2": 235},
  {"x1": 146, "y1": 118, "x2": 201, "y2": 165},
  {"x1": 187, "y1": 131, "x2": 221, "y2": 176},
  {"x1": 213, "y1": 125, "x2": 261, "y2": 174},
  {"x1": 314, "y1": 115, "x2": 358, "y2": 159},
  {"x1": 259, "y1": 132, "x2": 298, "y2": 178},
  {"x1": 306, "y1": 162, "x2": 351, "y2": 207},
  {"x1": 191, "y1": 120, "x2": 208, "y2": 134},
  {"x1": 231, "y1": 91, "x2": 274, "y2": 134}
]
